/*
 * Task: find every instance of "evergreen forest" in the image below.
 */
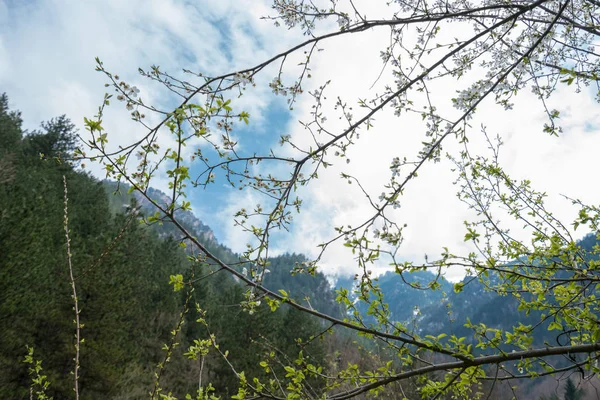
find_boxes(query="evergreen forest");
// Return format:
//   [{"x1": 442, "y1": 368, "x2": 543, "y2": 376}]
[{"x1": 0, "y1": 94, "x2": 339, "y2": 399}]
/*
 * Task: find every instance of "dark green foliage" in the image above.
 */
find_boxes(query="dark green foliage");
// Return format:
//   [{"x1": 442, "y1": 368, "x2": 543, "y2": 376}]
[
  {"x1": 0, "y1": 93, "x2": 22, "y2": 155},
  {"x1": 265, "y1": 253, "x2": 344, "y2": 318},
  {"x1": 539, "y1": 394, "x2": 560, "y2": 400},
  {"x1": 185, "y1": 272, "x2": 327, "y2": 395},
  {"x1": 22, "y1": 115, "x2": 78, "y2": 161},
  {"x1": 564, "y1": 378, "x2": 584, "y2": 400},
  {"x1": 0, "y1": 94, "x2": 330, "y2": 398},
  {"x1": 0, "y1": 99, "x2": 186, "y2": 397}
]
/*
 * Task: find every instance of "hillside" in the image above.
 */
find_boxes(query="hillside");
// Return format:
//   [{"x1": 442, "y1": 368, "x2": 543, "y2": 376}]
[
  {"x1": 0, "y1": 95, "x2": 337, "y2": 398},
  {"x1": 102, "y1": 180, "x2": 343, "y2": 318}
]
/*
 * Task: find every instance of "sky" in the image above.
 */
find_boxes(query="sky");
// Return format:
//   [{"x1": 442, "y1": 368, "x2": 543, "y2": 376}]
[{"x1": 1, "y1": 0, "x2": 599, "y2": 281}]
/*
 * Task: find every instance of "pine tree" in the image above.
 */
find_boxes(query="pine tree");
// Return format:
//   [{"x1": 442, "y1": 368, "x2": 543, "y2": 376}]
[{"x1": 564, "y1": 378, "x2": 584, "y2": 400}]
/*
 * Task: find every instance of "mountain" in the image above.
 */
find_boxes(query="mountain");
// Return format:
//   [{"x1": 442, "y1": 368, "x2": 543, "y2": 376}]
[
  {"x1": 102, "y1": 180, "x2": 343, "y2": 318},
  {"x1": 104, "y1": 181, "x2": 216, "y2": 243},
  {"x1": 338, "y1": 233, "x2": 600, "y2": 349},
  {"x1": 338, "y1": 267, "x2": 538, "y2": 343},
  {"x1": 335, "y1": 270, "x2": 452, "y2": 326},
  {"x1": 0, "y1": 95, "x2": 339, "y2": 398}
]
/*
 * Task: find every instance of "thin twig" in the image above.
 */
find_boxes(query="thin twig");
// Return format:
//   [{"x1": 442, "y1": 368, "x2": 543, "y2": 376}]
[
  {"x1": 63, "y1": 175, "x2": 80, "y2": 400},
  {"x1": 199, "y1": 355, "x2": 205, "y2": 393}
]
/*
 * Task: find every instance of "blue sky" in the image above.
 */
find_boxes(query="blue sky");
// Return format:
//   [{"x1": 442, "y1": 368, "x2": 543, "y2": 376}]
[
  {"x1": 0, "y1": 0, "x2": 294, "y2": 245},
  {"x1": 186, "y1": 101, "x2": 293, "y2": 243},
  {"x1": 2, "y1": 0, "x2": 600, "y2": 280}
]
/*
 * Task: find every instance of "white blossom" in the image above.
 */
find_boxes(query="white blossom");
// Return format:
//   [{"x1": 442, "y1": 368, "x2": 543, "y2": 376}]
[{"x1": 129, "y1": 86, "x2": 140, "y2": 97}]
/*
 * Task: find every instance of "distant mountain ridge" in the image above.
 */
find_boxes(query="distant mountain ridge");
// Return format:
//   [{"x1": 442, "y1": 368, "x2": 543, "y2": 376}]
[
  {"x1": 338, "y1": 232, "x2": 600, "y2": 348},
  {"x1": 103, "y1": 181, "x2": 600, "y2": 346},
  {"x1": 103, "y1": 181, "x2": 217, "y2": 245},
  {"x1": 102, "y1": 180, "x2": 343, "y2": 318}
]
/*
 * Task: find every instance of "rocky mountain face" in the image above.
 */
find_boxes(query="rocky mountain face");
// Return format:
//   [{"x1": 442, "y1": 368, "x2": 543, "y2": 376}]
[
  {"x1": 103, "y1": 181, "x2": 342, "y2": 318},
  {"x1": 337, "y1": 233, "x2": 599, "y2": 349},
  {"x1": 104, "y1": 181, "x2": 216, "y2": 245},
  {"x1": 337, "y1": 268, "x2": 545, "y2": 341}
]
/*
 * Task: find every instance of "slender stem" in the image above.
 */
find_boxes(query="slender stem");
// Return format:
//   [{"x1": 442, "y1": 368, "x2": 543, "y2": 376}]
[
  {"x1": 150, "y1": 281, "x2": 193, "y2": 399},
  {"x1": 199, "y1": 356, "x2": 205, "y2": 392},
  {"x1": 63, "y1": 175, "x2": 80, "y2": 400}
]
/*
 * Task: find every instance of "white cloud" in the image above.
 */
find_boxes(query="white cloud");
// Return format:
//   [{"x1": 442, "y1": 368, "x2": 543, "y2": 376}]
[
  {"x1": 238, "y1": 10, "x2": 600, "y2": 281},
  {"x1": 215, "y1": 187, "x2": 263, "y2": 254},
  {"x1": 0, "y1": 0, "x2": 291, "y2": 180},
  {"x1": 0, "y1": 36, "x2": 9, "y2": 80},
  {"x1": 2, "y1": 1, "x2": 599, "y2": 282}
]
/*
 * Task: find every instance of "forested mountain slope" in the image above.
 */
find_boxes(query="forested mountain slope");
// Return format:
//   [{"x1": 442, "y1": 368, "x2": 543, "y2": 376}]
[
  {"x1": 0, "y1": 94, "x2": 335, "y2": 398},
  {"x1": 103, "y1": 181, "x2": 343, "y2": 319}
]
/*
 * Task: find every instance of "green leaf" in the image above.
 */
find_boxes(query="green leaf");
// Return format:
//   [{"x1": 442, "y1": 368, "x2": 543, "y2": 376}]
[
  {"x1": 454, "y1": 282, "x2": 465, "y2": 293},
  {"x1": 169, "y1": 274, "x2": 185, "y2": 292},
  {"x1": 548, "y1": 321, "x2": 562, "y2": 331}
]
